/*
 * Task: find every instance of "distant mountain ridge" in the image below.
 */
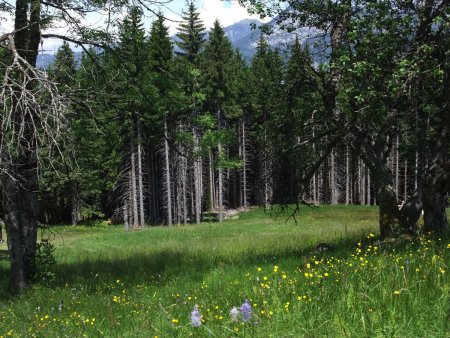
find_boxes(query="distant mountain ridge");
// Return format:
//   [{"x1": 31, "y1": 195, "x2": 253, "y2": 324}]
[{"x1": 37, "y1": 17, "x2": 322, "y2": 68}]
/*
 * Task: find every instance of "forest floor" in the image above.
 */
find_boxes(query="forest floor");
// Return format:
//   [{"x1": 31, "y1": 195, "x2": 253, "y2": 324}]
[{"x1": 0, "y1": 205, "x2": 449, "y2": 337}]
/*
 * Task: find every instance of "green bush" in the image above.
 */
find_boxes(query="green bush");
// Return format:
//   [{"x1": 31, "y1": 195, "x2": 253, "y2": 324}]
[{"x1": 34, "y1": 240, "x2": 57, "y2": 284}]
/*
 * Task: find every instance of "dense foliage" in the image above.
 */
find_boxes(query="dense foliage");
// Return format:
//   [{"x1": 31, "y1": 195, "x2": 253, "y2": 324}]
[{"x1": 0, "y1": 0, "x2": 448, "y2": 292}]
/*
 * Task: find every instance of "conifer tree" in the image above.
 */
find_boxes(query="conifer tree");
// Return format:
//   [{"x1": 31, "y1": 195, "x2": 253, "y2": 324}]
[
  {"x1": 176, "y1": 0, "x2": 206, "y2": 65},
  {"x1": 201, "y1": 20, "x2": 237, "y2": 221},
  {"x1": 249, "y1": 36, "x2": 284, "y2": 208},
  {"x1": 148, "y1": 13, "x2": 175, "y2": 225},
  {"x1": 115, "y1": 6, "x2": 152, "y2": 229}
]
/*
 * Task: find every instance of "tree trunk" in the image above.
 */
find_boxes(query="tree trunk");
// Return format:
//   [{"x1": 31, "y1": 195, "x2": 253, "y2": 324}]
[
  {"x1": 373, "y1": 168, "x2": 400, "y2": 238},
  {"x1": 240, "y1": 118, "x2": 248, "y2": 208},
  {"x1": 367, "y1": 167, "x2": 371, "y2": 205},
  {"x1": 404, "y1": 159, "x2": 408, "y2": 201},
  {"x1": 193, "y1": 127, "x2": 202, "y2": 224},
  {"x1": 0, "y1": 0, "x2": 41, "y2": 293},
  {"x1": 70, "y1": 180, "x2": 79, "y2": 226},
  {"x1": 422, "y1": 161, "x2": 450, "y2": 233},
  {"x1": 330, "y1": 149, "x2": 337, "y2": 204},
  {"x1": 130, "y1": 152, "x2": 139, "y2": 229},
  {"x1": 395, "y1": 135, "x2": 400, "y2": 197},
  {"x1": 345, "y1": 145, "x2": 350, "y2": 205},
  {"x1": 137, "y1": 123, "x2": 145, "y2": 227},
  {"x1": 208, "y1": 149, "x2": 215, "y2": 212},
  {"x1": 164, "y1": 119, "x2": 172, "y2": 226},
  {"x1": 218, "y1": 143, "x2": 224, "y2": 222}
]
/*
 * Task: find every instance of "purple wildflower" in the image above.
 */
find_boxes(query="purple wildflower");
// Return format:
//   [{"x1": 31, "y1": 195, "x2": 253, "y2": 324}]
[
  {"x1": 240, "y1": 299, "x2": 252, "y2": 322},
  {"x1": 190, "y1": 304, "x2": 202, "y2": 327}
]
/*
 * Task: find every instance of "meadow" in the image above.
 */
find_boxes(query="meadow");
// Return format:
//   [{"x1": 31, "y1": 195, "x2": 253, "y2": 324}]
[{"x1": 0, "y1": 205, "x2": 449, "y2": 337}]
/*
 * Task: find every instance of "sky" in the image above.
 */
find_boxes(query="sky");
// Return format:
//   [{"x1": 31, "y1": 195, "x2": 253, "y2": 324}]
[
  {"x1": 164, "y1": 0, "x2": 262, "y2": 34},
  {"x1": 0, "y1": 0, "x2": 263, "y2": 53}
]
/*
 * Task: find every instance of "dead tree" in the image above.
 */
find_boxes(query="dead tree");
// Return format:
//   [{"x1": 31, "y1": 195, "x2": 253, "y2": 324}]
[{"x1": 0, "y1": 33, "x2": 68, "y2": 292}]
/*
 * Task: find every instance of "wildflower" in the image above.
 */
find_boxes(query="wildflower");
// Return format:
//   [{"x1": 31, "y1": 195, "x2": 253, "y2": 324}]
[
  {"x1": 171, "y1": 318, "x2": 179, "y2": 324},
  {"x1": 394, "y1": 290, "x2": 400, "y2": 295},
  {"x1": 240, "y1": 299, "x2": 252, "y2": 322},
  {"x1": 257, "y1": 267, "x2": 262, "y2": 272},
  {"x1": 230, "y1": 307, "x2": 239, "y2": 322},
  {"x1": 190, "y1": 304, "x2": 202, "y2": 327}
]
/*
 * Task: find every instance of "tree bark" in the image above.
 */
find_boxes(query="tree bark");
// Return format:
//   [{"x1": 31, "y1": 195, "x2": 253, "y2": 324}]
[
  {"x1": 0, "y1": 0, "x2": 41, "y2": 293},
  {"x1": 218, "y1": 143, "x2": 224, "y2": 222},
  {"x1": 422, "y1": 161, "x2": 450, "y2": 233},
  {"x1": 164, "y1": 119, "x2": 172, "y2": 226},
  {"x1": 193, "y1": 127, "x2": 202, "y2": 224},
  {"x1": 373, "y1": 170, "x2": 400, "y2": 238},
  {"x1": 70, "y1": 181, "x2": 79, "y2": 226},
  {"x1": 137, "y1": 122, "x2": 145, "y2": 227}
]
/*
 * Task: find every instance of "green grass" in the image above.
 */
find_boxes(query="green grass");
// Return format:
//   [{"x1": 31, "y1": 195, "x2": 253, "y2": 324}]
[{"x1": 0, "y1": 205, "x2": 449, "y2": 337}]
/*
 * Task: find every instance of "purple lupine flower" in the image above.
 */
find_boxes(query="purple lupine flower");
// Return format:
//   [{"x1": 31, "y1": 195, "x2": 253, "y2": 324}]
[
  {"x1": 190, "y1": 304, "x2": 202, "y2": 327},
  {"x1": 240, "y1": 299, "x2": 252, "y2": 322},
  {"x1": 230, "y1": 306, "x2": 239, "y2": 322}
]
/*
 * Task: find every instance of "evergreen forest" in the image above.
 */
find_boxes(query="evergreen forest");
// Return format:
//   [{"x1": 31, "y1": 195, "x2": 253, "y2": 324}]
[{"x1": 0, "y1": 0, "x2": 449, "y2": 295}]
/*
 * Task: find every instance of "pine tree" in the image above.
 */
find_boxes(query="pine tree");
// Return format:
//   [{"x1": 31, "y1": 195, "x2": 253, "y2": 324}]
[
  {"x1": 201, "y1": 20, "x2": 236, "y2": 221},
  {"x1": 148, "y1": 13, "x2": 175, "y2": 225},
  {"x1": 114, "y1": 6, "x2": 152, "y2": 229},
  {"x1": 176, "y1": 0, "x2": 206, "y2": 65},
  {"x1": 249, "y1": 36, "x2": 284, "y2": 208}
]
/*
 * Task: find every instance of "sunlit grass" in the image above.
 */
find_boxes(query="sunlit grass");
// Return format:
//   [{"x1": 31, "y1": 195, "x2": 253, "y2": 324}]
[{"x1": 0, "y1": 205, "x2": 448, "y2": 337}]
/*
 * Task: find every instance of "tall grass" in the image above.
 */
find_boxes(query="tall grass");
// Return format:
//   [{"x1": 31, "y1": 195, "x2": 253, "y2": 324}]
[{"x1": 0, "y1": 205, "x2": 448, "y2": 337}]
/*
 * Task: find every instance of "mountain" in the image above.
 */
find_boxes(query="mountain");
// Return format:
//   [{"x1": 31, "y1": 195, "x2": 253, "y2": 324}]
[
  {"x1": 36, "y1": 52, "x2": 83, "y2": 69},
  {"x1": 37, "y1": 16, "x2": 326, "y2": 68},
  {"x1": 222, "y1": 18, "x2": 325, "y2": 62}
]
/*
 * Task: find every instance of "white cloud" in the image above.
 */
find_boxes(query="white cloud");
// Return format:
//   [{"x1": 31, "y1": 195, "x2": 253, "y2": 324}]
[
  {"x1": 199, "y1": 0, "x2": 259, "y2": 29},
  {"x1": 164, "y1": 0, "x2": 264, "y2": 36}
]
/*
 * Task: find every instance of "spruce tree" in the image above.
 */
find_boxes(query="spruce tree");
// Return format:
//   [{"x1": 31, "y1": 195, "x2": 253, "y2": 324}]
[
  {"x1": 176, "y1": 0, "x2": 206, "y2": 65},
  {"x1": 249, "y1": 36, "x2": 284, "y2": 208},
  {"x1": 201, "y1": 20, "x2": 236, "y2": 220}
]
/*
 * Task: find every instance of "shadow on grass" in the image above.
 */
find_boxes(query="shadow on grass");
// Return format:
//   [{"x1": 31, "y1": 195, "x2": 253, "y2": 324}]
[{"x1": 0, "y1": 234, "x2": 373, "y2": 302}]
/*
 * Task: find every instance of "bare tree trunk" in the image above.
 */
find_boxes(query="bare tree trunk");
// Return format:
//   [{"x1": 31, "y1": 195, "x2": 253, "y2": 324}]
[
  {"x1": 367, "y1": 167, "x2": 371, "y2": 205},
  {"x1": 359, "y1": 159, "x2": 366, "y2": 205},
  {"x1": 330, "y1": 149, "x2": 337, "y2": 204},
  {"x1": 218, "y1": 143, "x2": 224, "y2": 222},
  {"x1": 404, "y1": 159, "x2": 408, "y2": 201},
  {"x1": 70, "y1": 181, "x2": 79, "y2": 226},
  {"x1": 181, "y1": 152, "x2": 188, "y2": 225},
  {"x1": 345, "y1": 145, "x2": 350, "y2": 205},
  {"x1": 193, "y1": 127, "x2": 202, "y2": 224},
  {"x1": 395, "y1": 135, "x2": 400, "y2": 198},
  {"x1": 164, "y1": 119, "x2": 172, "y2": 226},
  {"x1": 123, "y1": 193, "x2": 129, "y2": 230},
  {"x1": 130, "y1": 152, "x2": 139, "y2": 229},
  {"x1": 240, "y1": 118, "x2": 248, "y2": 208},
  {"x1": 137, "y1": 123, "x2": 145, "y2": 227}
]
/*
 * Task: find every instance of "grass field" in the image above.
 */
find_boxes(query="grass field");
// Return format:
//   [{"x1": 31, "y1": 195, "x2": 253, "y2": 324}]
[{"x1": 0, "y1": 205, "x2": 449, "y2": 337}]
